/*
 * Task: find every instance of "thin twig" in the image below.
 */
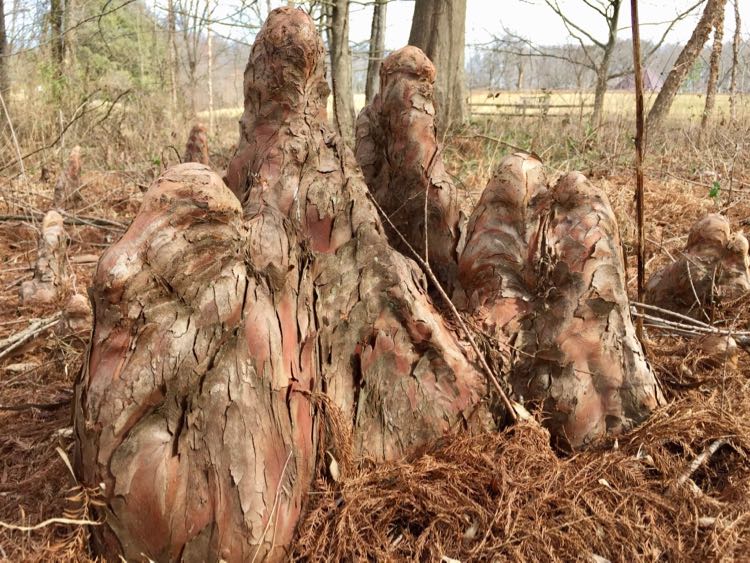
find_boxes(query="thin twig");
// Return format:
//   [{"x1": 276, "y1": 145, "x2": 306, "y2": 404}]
[
  {"x1": 250, "y1": 450, "x2": 293, "y2": 563},
  {"x1": 366, "y1": 191, "x2": 519, "y2": 422},
  {"x1": 0, "y1": 314, "x2": 62, "y2": 361},
  {"x1": 0, "y1": 517, "x2": 100, "y2": 531},
  {"x1": 630, "y1": 0, "x2": 646, "y2": 340}
]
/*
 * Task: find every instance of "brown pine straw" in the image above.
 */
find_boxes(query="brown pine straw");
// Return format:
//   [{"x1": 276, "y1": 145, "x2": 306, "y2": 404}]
[{"x1": 296, "y1": 391, "x2": 750, "y2": 561}]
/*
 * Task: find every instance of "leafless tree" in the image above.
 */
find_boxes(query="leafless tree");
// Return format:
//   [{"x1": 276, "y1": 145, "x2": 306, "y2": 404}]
[
  {"x1": 542, "y1": 0, "x2": 622, "y2": 126},
  {"x1": 701, "y1": 2, "x2": 725, "y2": 129},
  {"x1": 365, "y1": 0, "x2": 387, "y2": 104},
  {"x1": 647, "y1": 0, "x2": 727, "y2": 132},
  {"x1": 326, "y1": 0, "x2": 355, "y2": 143},
  {"x1": 0, "y1": 0, "x2": 8, "y2": 95},
  {"x1": 729, "y1": 0, "x2": 741, "y2": 120}
]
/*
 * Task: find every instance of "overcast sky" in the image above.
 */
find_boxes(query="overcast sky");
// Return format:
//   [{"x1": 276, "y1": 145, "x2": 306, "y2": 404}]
[{"x1": 344, "y1": 0, "x2": 748, "y2": 49}]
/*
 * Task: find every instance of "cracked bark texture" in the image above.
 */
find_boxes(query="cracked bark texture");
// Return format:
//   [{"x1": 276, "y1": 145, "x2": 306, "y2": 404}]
[
  {"x1": 183, "y1": 123, "x2": 209, "y2": 165},
  {"x1": 20, "y1": 210, "x2": 68, "y2": 305},
  {"x1": 645, "y1": 214, "x2": 750, "y2": 319},
  {"x1": 355, "y1": 46, "x2": 461, "y2": 291},
  {"x1": 75, "y1": 9, "x2": 492, "y2": 562},
  {"x1": 459, "y1": 155, "x2": 664, "y2": 449}
]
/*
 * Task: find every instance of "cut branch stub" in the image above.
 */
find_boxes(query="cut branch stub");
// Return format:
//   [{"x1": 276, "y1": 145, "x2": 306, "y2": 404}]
[
  {"x1": 20, "y1": 210, "x2": 68, "y2": 305},
  {"x1": 75, "y1": 9, "x2": 493, "y2": 562},
  {"x1": 182, "y1": 123, "x2": 209, "y2": 165},
  {"x1": 355, "y1": 46, "x2": 461, "y2": 291},
  {"x1": 645, "y1": 213, "x2": 750, "y2": 319},
  {"x1": 459, "y1": 156, "x2": 663, "y2": 449}
]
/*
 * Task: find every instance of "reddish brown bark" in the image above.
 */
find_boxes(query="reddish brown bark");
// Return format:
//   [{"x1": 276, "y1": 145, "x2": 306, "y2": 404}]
[
  {"x1": 459, "y1": 155, "x2": 663, "y2": 449},
  {"x1": 75, "y1": 9, "x2": 492, "y2": 562},
  {"x1": 183, "y1": 123, "x2": 209, "y2": 165},
  {"x1": 20, "y1": 210, "x2": 68, "y2": 305},
  {"x1": 645, "y1": 214, "x2": 750, "y2": 319},
  {"x1": 75, "y1": 8, "x2": 664, "y2": 560},
  {"x1": 355, "y1": 46, "x2": 461, "y2": 291}
]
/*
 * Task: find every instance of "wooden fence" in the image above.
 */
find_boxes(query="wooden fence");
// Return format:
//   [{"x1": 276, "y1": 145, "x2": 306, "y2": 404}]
[{"x1": 469, "y1": 94, "x2": 593, "y2": 117}]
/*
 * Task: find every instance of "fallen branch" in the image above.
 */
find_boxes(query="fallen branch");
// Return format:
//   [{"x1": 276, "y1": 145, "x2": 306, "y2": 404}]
[
  {"x1": 0, "y1": 314, "x2": 62, "y2": 361},
  {"x1": 0, "y1": 517, "x2": 100, "y2": 532},
  {"x1": 0, "y1": 213, "x2": 126, "y2": 230},
  {"x1": 674, "y1": 439, "x2": 727, "y2": 489}
]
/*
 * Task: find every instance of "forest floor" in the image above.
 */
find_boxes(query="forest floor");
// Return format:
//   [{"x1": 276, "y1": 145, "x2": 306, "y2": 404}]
[{"x1": 1, "y1": 114, "x2": 749, "y2": 560}]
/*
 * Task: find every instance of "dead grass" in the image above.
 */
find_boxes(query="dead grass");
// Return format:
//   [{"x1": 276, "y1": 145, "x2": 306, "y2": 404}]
[{"x1": 1, "y1": 113, "x2": 749, "y2": 561}]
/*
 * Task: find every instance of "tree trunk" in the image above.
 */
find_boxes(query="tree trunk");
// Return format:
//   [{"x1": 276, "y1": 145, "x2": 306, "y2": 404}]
[
  {"x1": 75, "y1": 10, "x2": 663, "y2": 561},
  {"x1": 364, "y1": 0, "x2": 387, "y2": 104},
  {"x1": 701, "y1": 10, "x2": 725, "y2": 130},
  {"x1": 729, "y1": 0, "x2": 741, "y2": 120},
  {"x1": 646, "y1": 0, "x2": 727, "y2": 132},
  {"x1": 327, "y1": 0, "x2": 356, "y2": 144},
  {"x1": 207, "y1": 5, "x2": 214, "y2": 134},
  {"x1": 591, "y1": 0, "x2": 621, "y2": 127},
  {"x1": 516, "y1": 61, "x2": 524, "y2": 90},
  {"x1": 167, "y1": 0, "x2": 178, "y2": 114},
  {"x1": 408, "y1": 0, "x2": 467, "y2": 130},
  {"x1": 0, "y1": 0, "x2": 8, "y2": 96},
  {"x1": 49, "y1": 0, "x2": 65, "y2": 79}
]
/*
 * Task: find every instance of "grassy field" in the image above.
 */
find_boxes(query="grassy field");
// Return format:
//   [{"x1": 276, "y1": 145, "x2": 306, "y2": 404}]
[
  {"x1": 467, "y1": 89, "x2": 749, "y2": 119},
  {"x1": 206, "y1": 90, "x2": 749, "y2": 123}
]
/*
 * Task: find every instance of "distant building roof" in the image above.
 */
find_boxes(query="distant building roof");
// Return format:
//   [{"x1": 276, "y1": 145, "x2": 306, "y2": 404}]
[{"x1": 614, "y1": 68, "x2": 664, "y2": 92}]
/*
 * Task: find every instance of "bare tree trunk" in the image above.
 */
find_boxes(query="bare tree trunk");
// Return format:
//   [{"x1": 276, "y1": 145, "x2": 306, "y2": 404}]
[
  {"x1": 729, "y1": 0, "x2": 741, "y2": 120},
  {"x1": 701, "y1": 10, "x2": 725, "y2": 129},
  {"x1": 49, "y1": 0, "x2": 65, "y2": 79},
  {"x1": 0, "y1": 0, "x2": 9, "y2": 96},
  {"x1": 327, "y1": 0, "x2": 355, "y2": 143},
  {"x1": 207, "y1": 2, "x2": 214, "y2": 134},
  {"x1": 516, "y1": 61, "x2": 524, "y2": 90},
  {"x1": 364, "y1": 0, "x2": 387, "y2": 104},
  {"x1": 167, "y1": 0, "x2": 178, "y2": 114},
  {"x1": 591, "y1": 0, "x2": 621, "y2": 127},
  {"x1": 409, "y1": 0, "x2": 467, "y2": 130},
  {"x1": 647, "y1": 0, "x2": 727, "y2": 132}
]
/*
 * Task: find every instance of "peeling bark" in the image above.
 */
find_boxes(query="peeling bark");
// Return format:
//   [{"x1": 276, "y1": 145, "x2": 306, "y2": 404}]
[
  {"x1": 645, "y1": 214, "x2": 750, "y2": 319},
  {"x1": 355, "y1": 47, "x2": 461, "y2": 291},
  {"x1": 53, "y1": 145, "x2": 82, "y2": 207},
  {"x1": 182, "y1": 123, "x2": 209, "y2": 165},
  {"x1": 75, "y1": 9, "x2": 492, "y2": 562},
  {"x1": 459, "y1": 155, "x2": 663, "y2": 449},
  {"x1": 20, "y1": 210, "x2": 68, "y2": 305}
]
